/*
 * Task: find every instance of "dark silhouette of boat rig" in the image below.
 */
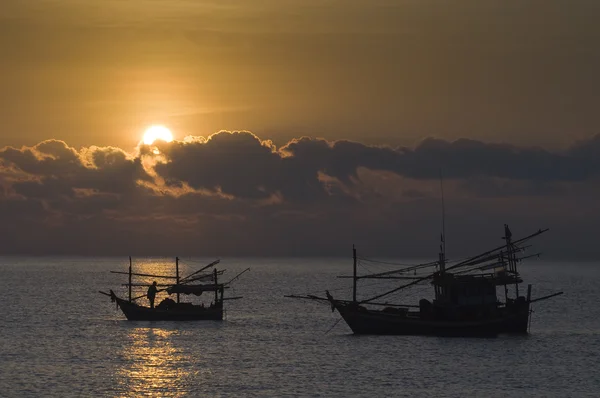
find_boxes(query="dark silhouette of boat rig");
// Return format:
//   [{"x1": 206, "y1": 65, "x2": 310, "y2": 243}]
[
  {"x1": 287, "y1": 225, "x2": 563, "y2": 336},
  {"x1": 100, "y1": 258, "x2": 249, "y2": 321}
]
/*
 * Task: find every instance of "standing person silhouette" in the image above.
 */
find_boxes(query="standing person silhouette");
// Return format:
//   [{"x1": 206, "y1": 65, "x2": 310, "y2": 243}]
[{"x1": 147, "y1": 281, "x2": 158, "y2": 309}]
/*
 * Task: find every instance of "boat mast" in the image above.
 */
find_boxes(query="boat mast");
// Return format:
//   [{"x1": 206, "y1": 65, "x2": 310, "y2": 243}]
[
  {"x1": 352, "y1": 245, "x2": 358, "y2": 303},
  {"x1": 434, "y1": 172, "x2": 447, "y2": 301},
  {"x1": 128, "y1": 256, "x2": 132, "y2": 303},
  {"x1": 500, "y1": 252, "x2": 508, "y2": 302},
  {"x1": 439, "y1": 170, "x2": 446, "y2": 274},
  {"x1": 176, "y1": 256, "x2": 180, "y2": 304},
  {"x1": 503, "y1": 224, "x2": 519, "y2": 297},
  {"x1": 352, "y1": 244, "x2": 357, "y2": 303},
  {"x1": 214, "y1": 268, "x2": 219, "y2": 304},
  {"x1": 362, "y1": 228, "x2": 547, "y2": 305}
]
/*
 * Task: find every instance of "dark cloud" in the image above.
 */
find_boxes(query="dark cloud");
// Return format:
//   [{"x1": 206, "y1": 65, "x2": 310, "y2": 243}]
[
  {"x1": 154, "y1": 132, "x2": 600, "y2": 201},
  {"x1": 1, "y1": 140, "x2": 81, "y2": 177},
  {"x1": 0, "y1": 140, "x2": 151, "y2": 202},
  {"x1": 154, "y1": 131, "x2": 333, "y2": 202},
  {"x1": 154, "y1": 131, "x2": 282, "y2": 199},
  {"x1": 282, "y1": 134, "x2": 600, "y2": 183},
  {"x1": 0, "y1": 132, "x2": 599, "y2": 257},
  {"x1": 458, "y1": 178, "x2": 567, "y2": 198}
]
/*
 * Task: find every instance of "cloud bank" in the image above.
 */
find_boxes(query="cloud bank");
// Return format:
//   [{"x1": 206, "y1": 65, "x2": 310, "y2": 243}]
[{"x1": 1, "y1": 131, "x2": 599, "y2": 258}]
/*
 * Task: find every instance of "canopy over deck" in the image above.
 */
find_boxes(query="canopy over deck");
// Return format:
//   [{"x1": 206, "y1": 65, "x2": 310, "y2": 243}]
[
  {"x1": 167, "y1": 283, "x2": 226, "y2": 296},
  {"x1": 432, "y1": 272, "x2": 522, "y2": 287}
]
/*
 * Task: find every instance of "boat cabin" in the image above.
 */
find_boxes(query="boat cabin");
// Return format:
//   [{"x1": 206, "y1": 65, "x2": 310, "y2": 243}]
[{"x1": 432, "y1": 272, "x2": 521, "y2": 307}]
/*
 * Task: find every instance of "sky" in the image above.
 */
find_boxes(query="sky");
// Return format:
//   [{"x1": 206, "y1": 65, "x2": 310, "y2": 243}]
[{"x1": 0, "y1": 1, "x2": 599, "y2": 258}]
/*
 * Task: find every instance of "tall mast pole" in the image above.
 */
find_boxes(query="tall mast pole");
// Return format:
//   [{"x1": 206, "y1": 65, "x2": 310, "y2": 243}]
[
  {"x1": 503, "y1": 224, "x2": 519, "y2": 298},
  {"x1": 362, "y1": 228, "x2": 548, "y2": 304},
  {"x1": 353, "y1": 244, "x2": 357, "y2": 303},
  {"x1": 128, "y1": 256, "x2": 132, "y2": 303},
  {"x1": 176, "y1": 256, "x2": 180, "y2": 304},
  {"x1": 501, "y1": 252, "x2": 508, "y2": 302},
  {"x1": 214, "y1": 268, "x2": 219, "y2": 304},
  {"x1": 439, "y1": 170, "x2": 446, "y2": 274}
]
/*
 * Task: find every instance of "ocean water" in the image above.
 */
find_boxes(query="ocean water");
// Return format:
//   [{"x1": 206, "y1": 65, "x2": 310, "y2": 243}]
[{"x1": 0, "y1": 256, "x2": 598, "y2": 397}]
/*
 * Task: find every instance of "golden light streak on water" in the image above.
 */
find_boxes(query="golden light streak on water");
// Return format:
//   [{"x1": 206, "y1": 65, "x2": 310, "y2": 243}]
[{"x1": 116, "y1": 326, "x2": 215, "y2": 397}]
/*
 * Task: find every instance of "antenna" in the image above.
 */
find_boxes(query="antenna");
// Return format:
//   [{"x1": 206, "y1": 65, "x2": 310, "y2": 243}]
[
  {"x1": 440, "y1": 170, "x2": 446, "y2": 253},
  {"x1": 439, "y1": 169, "x2": 446, "y2": 273}
]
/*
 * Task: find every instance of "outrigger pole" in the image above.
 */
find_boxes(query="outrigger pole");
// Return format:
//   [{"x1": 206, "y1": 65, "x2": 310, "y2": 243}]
[
  {"x1": 444, "y1": 228, "x2": 549, "y2": 273},
  {"x1": 179, "y1": 259, "x2": 221, "y2": 283},
  {"x1": 529, "y1": 291, "x2": 563, "y2": 303},
  {"x1": 111, "y1": 270, "x2": 177, "y2": 279},
  {"x1": 112, "y1": 258, "x2": 221, "y2": 302},
  {"x1": 283, "y1": 294, "x2": 420, "y2": 308},
  {"x1": 226, "y1": 268, "x2": 251, "y2": 285},
  {"x1": 361, "y1": 227, "x2": 550, "y2": 304},
  {"x1": 337, "y1": 261, "x2": 438, "y2": 280}
]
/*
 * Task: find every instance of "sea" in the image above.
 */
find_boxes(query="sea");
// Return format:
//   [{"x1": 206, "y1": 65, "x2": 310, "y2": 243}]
[{"x1": 0, "y1": 256, "x2": 598, "y2": 397}]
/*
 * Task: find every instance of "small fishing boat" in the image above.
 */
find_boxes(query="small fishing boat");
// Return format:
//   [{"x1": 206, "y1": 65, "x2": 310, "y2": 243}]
[
  {"x1": 287, "y1": 225, "x2": 563, "y2": 336},
  {"x1": 100, "y1": 258, "x2": 249, "y2": 321}
]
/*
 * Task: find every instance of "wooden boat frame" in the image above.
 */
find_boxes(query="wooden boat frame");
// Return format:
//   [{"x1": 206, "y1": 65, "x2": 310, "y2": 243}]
[
  {"x1": 287, "y1": 224, "x2": 563, "y2": 336},
  {"x1": 100, "y1": 257, "x2": 248, "y2": 321}
]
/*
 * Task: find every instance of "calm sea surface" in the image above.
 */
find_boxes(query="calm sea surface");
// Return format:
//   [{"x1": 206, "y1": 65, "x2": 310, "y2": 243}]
[{"x1": 0, "y1": 256, "x2": 598, "y2": 397}]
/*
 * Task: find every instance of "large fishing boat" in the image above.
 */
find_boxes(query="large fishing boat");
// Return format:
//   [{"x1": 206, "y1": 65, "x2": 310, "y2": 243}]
[
  {"x1": 100, "y1": 258, "x2": 249, "y2": 321},
  {"x1": 287, "y1": 225, "x2": 563, "y2": 336}
]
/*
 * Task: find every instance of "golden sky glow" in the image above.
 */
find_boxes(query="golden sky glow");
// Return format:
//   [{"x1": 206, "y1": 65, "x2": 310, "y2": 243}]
[
  {"x1": 1, "y1": 3, "x2": 600, "y2": 258},
  {"x1": 1, "y1": 1, "x2": 599, "y2": 149}
]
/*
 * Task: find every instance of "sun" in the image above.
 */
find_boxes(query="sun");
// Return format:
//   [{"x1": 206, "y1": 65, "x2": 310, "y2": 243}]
[{"x1": 142, "y1": 125, "x2": 174, "y2": 145}]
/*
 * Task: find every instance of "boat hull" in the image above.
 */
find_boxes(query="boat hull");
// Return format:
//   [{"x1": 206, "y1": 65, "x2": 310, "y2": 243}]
[
  {"x1": 113, "y1": 295, "x2": 223, "y2": 321},
  {"x1": 334, "y1": 302, "x2": 530, "y2": 337}
]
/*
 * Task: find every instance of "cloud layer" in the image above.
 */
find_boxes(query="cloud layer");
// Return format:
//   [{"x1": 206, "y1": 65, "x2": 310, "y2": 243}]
[{"x1": 1, "y1": 131, "x2": 599, "y2": 258}]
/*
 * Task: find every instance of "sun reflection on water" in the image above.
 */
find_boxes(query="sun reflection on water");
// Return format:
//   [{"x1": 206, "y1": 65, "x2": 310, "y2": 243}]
[
  {"x1": 110, "y1": 258, "x2": 220, "y2": 396},
  {"x1": 115, "y1": 326, "x2": 211, "y2": 397},
  {"x1": 118, "y1": 259, "x2": 181, "y2": 308}
]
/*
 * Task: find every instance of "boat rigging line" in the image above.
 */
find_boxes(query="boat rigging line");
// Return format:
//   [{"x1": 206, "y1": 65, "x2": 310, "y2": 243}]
[
  {"x1": 356, "y1": 257, "x2": 438, "y2": 267},
  {"x1": 225, "y1": 268, "x2": 250, "y2": 285},
  {"x1": 179, "y1": 259, "x2": 221, "y2": 283},
  {"x1": 359, "y1": 228, "x2": 550, "y2": 304},
  {"x1": 324, "y1": 317, "x2": 343, "y2": 335}
]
